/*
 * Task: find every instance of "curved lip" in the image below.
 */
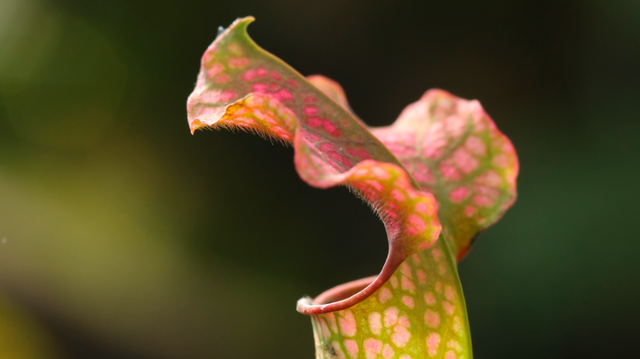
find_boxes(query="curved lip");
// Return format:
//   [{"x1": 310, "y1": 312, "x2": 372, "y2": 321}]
[{"x1": 296, "y1": 249, "x2": 403, "y2": 315}]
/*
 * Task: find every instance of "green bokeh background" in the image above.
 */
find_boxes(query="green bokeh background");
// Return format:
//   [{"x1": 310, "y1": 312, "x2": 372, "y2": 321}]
[{"x1": 1, "y1": 0, "x2": 638, "y2": 358}]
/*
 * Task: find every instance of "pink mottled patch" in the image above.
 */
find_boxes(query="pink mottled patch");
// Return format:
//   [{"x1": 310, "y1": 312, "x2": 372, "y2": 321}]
[
  {"x1": 412, "y1": 163, "x2": 436, "y2": 184},
  {"x1": 382, "y1": 344, "x2": 394, "y2": 359},
  {"x1": 473, "y1": 194, "x2": 494, "y2": 207},
  {"x1": 346, "y1": 147, "x2": 370, "y2": 160},
  {"x1": 228, "y1": 57, "x2": 249, "y2": 68},
  {"x1": 221, "y1": 90, "x2": 237, "y2": 102},
  {"x1": 378, "y1": 287, "x2": 392, "y2": 304},
  {"x1": 424, "y1": 309, "x2": 440, "y2": 328},
  {"x1": 444, "y1": 114, "x2": 466, "y2": 138},
  {"x1": 438, "y1": 262, "x2": 447, "y2": 275},
  {"x1": 390, "y1": 276, "x2": 398, "y2": 288},
  {"x1": 385, "y1": 144, "x2": 416, "y2": 157},
  {"x1": 354, "y1": 168, "x2": 370, "y2": 178},
  {"x1": 426, "y1": 332, "x2": 441, "y2": 357},
  {"x1": 465, "y1": 135, "x2": 486, "y2": 156},
  {"x1": 476, "y1": 170, "x2": 503, "y2": 187},
  {"x1": 344, "y1": 339, "x2": 358, "y2": 358},
  {"x1": 493, "y1": 153, "x2": 509, "y2": 168},
  {"x1": 383, "y1": 307, "x2": 399, "y2": 327},
  {"x1": 415, "y1": 201, "x2": 432, "y2": 214},
  {"x1": 502, "y1": 141, "x2": 515, "y2": 153},
  {"x1": 422, "y1": 125, "x2": 446, "y2": 159},
  {"x1": 417, "y1": 269, "x2": 427, "y2": 283},
  {"x1": 452, "y1": 316, "x2": 463, "y2": 334},
  {"x1": 306, "y1": 132, "x2": 321, "y2": 141},
  {"x1": 206, "y1": 62, "x2": 224, "y2": 79},
  {"x1": 447, "y1": 339, "x2": 463, "y2": 353},
  {"x1": 412, "y1": 254, "x2": 421, "y2": 264},
  {"x1": 371, "y1": 166, "x2": 390, "y2": 180},
  {"x1": 435, "y1": 281, "x2": 442, "y2": 292},
  {"x1": 306, "y1": 117, "x2": 322, "y2": 128},
  {"x1": 431, "y1": 249, "x2": 443, "y2": 262},
  {"x1": 424, "y1": 292, "x2": 436, "y2": 305},
  {"x1": 323, "y1": 120, "x2": 340, "y2": 137},
  {"x1": 400, "y1": 355, "x2": 412, "y2": 359},
  {"x1": 327, "y1": 151, "x2": 342, "y2": 162},
  {"x1": 319, "y1": 143, "x2": 337, "y2": 152},
  {"x1": 445, "y1": 350, "x2": 457, "y2": 359},
  {"x1": 401, "y1": 276, "x2": 416, "y2": 292},
  {"x1": 338, "y1": 311, "x2": 357, "y2": 337},
  {"x1": 391, "y1": 325, "x2": 411, "y2": 348},
  {"x1": 304, "y1": 106, "x2": 319, "y2": 116},
  {"x1": 199, "y1": 89, "x2": 223, "y2": 103},
  {"x1": 463, "y1": 205, "x2": 476, "y2": 217},
  {"x1": 399, "y1": 315, "x2": 411, "y2": 328},
  {"x1": 392, "y1": 189, "x2": 406, "y2": 202},
  {"x1": 277, "y1": 89, "x2": 293, "y2": 102},
  {"x1": 214, "y1": 74, "x2": 230, "y2": 83},
  {"x1": 241, "y1": 69, "x2": 256, "y2": 81},
  {"x1": 203, "y1": 47, "x2": 217, "y2": 62},
  {"x1": 400, "y1": 262, "x2": 411, "y2": 277},
  {"x1": 364, "y1": 179, "x2": 384, "y2": 193},
  {"x1": 445, "y1": 285, "x2": 457, "y2": 303},
  {"x1": 407, "y1": 215, "x2": 426, "y2": 236},
  {"x1": 439, "y1": 162, "x2": 462, "y2": 180},
  {"x1": 474, "y1": 184, "x2": 500, "y2": 199},
  {"x1": 368, "y1": 312, "x2": 382, "y2": 335},
  {"x1": 449, "y1": 187, "x2": 470, "y2": 203},
  {"x1": 402, "y1": 295, "x2": 415, "y2": 309},
  {"x1": 252, "y1": 83, "x2": 268, "y2": 93},
  {"x1": 256, "y1": 67, "x2": 267, "y2": 77},
  {"x1": 453, "y1": 148, "x2": 479, "y2": 174},
  {"x1": 364, "y1": 338, "x2": 382, "y2": 359},
  {"x1": 269, "y1": 71, "x2": 281, "y2": 81},
  {"x1": 286, "y1": 79, "x2": 298, "y2": 87},
  {"x1": 303, "y1": 94, "x2": 317, "y2": 103},
  {"x1": 443, "y1": 301, "x2": 455, "y2": 316},
  {"x1": 227, "y1": 42, "x2": 243, "y2": 55}
]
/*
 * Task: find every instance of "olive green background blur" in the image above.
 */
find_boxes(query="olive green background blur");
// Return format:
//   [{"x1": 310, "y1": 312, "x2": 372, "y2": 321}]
[{"x1": 1, "y1": 0, "x2": 639, "y2": 358}]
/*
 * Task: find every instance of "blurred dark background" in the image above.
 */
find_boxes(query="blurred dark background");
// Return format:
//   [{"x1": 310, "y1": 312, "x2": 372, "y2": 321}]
[{"x1": 1, "y1": 0, "x2": 639, "y2": 358}]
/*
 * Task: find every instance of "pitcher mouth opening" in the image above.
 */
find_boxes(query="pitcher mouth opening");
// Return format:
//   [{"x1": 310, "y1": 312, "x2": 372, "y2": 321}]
[
  {"x1": 296, "y1": 250, "x2": 404, "y2": 315},
  {"x1": 313, "y1": 276, "x2": 376, "y2": 305}
]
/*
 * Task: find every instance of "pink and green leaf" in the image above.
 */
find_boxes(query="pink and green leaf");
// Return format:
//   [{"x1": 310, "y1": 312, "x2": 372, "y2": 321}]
[
  {"x1": 187, "y1": 16, "x2": 442, "y2": 311},
  {"x1": 187, "y1": 17, "x2": 517, "y2": 359},
  {"x1": 307, "y1": 76, "x2": 519, "y2": 259},
  {"x1": 370, "y1": 90, "x2": 519, "y2": 259},
  {"x1": 302, "y1": 242, "x2": 470, "y2": 359}
]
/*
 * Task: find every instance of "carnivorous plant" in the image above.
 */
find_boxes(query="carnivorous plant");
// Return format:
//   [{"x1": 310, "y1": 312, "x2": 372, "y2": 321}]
[{"x1": 187, "y1": 17, "x2": 518, "y2": 359}]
